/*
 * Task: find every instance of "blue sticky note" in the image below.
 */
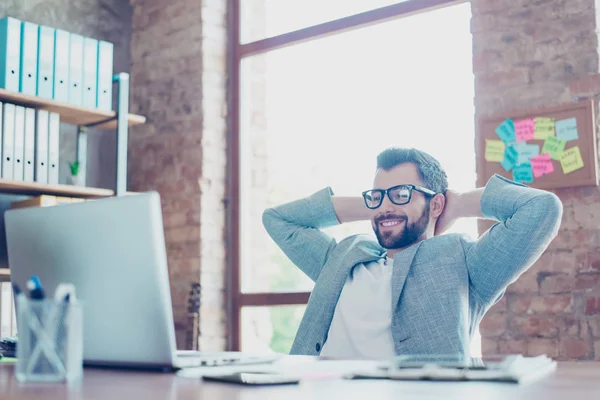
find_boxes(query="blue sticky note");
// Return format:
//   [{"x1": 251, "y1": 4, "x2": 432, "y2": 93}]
[
  {"x1": 501, "y1": 144, "x2": 518, "y2": 171},
  {"x1": 515, "y1": 143, "x2": 539, "y2": 165},
  {"x1": 495, "y1": 119, "x2": 516, "y2": 143},
  {"x1": 513, "y1": 163, "x2": 534, "y2": 183},
  {"x1": 555, "y1": 118, "x2": 578, "y2": 142}
]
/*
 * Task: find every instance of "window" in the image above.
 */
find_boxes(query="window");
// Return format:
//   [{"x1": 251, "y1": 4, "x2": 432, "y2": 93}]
[{"x1": 231, "y1": 0, "x2": 477, "y2": 355}]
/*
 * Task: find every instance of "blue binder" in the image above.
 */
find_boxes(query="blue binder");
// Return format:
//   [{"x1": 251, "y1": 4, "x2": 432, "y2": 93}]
[
  {"x1": 19, "y1": 21, "x2": 38, "y2": 95},
  {"x1": 0, "y1": 17, "x2": 21, "y2": 92},
  {"x1": 96, "y1": 40, "x2": 113, "y2": 111},
  {"x1": 68, "y1": 33, "x2": 83, "y2": 106},
  {"x1": 53, "y1": 29, "x2": 69, "y2": 102},
  {"x1": 82, "y1": 37, "x2": 98, "y2": 109},
  {"x1": 36, "y1": 25, "x2": 55, "y2": 99}
]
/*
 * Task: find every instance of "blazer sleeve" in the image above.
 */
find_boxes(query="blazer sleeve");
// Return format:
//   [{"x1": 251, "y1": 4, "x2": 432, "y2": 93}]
[
  {"x1": 463, "y1": 174, "x2": 563, "y2": 308},
  {"x1": 262, "y1": 187, "x2": 341, "y2": 281}
]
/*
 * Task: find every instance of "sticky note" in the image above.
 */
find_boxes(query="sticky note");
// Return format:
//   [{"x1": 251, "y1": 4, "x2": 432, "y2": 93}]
[
  {"x1": 513, "y1": 163, "x2": 534, "y2": 183},
  {"x1": 555, "y1": 117, "x2": 578, "y2": 142},
  {"x1": 501, "y1": 145, "x2": 519, "y2": 171},
  {"x1": 514, "y1": 118, "x2": 535, "y2": 142},
  {"x1": 495, "y1": 119, "x2": 516, "y2": 144},
  {"x1": 515, "y1": 142, "x2": 540, "y2": 165},
  {"x1": 541, "y1": 136, "x2": 566, "y2": 160},
  {"x1": 560, "y1": 146, "x2": 584, "y2": 174},
  {"x1": 485, "y1": 140, "x2": 506, "y2": 162},
  {"x1": 530, "y1": 153, "x2": 554, "y2": 178},
  {"x1": 534, "y1": 117, "x2": 555, "y2": 140}
]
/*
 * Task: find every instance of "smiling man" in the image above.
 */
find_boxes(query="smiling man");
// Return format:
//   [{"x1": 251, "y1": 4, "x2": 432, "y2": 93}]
[{"x1": 262, "y1": 147, "x2": 562, "y2": 360}]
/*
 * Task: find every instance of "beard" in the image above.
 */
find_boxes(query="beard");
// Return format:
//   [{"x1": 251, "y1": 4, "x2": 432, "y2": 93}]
[{"x1": 373, "y1": 204, "x2": 430, "y2": 249}]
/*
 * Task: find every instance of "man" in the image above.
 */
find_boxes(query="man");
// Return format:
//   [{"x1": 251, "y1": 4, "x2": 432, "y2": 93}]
[{"x1": 262, "y1": 147, "x2": 562, "y2": 360}]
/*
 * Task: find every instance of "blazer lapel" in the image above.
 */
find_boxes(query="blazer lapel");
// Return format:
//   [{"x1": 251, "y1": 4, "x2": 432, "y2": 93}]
[{"x1": 391, "y1": 241, "x2": 423, "y2": 310}]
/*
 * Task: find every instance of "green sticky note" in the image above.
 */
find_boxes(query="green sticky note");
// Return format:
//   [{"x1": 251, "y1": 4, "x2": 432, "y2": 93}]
[
  {"x1": 534, "y1": 117, "x2": 555, "y2": 140},
  {"x1": 485, "y1": 139, "x2": 505, "y2": 162},
  {"x1": 560, "y1": 146, "x2": 584, "y2": 174},
  {"x1": 513, "y1": 163, "x2": 534, "y2": 183},
  {"x1": 541, "y1": 136, "x2": 566, "y2": 160}
]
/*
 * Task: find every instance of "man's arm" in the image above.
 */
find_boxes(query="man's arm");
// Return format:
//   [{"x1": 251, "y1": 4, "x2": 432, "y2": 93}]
[
  {"x1": 262, "y1": 188, "x2": 370, "y2": 281},
  {"x1": 439, "y1": 174, "x2": 562, "y2": 307}
]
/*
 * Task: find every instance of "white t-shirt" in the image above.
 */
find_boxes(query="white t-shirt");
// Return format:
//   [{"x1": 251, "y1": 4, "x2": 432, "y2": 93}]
[{"x1": 319, "y1": 257, "x2": 395, "y2": 360}]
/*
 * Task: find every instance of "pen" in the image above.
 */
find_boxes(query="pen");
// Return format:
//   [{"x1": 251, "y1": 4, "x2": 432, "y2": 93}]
[{"x1": 26, "y1": 276, "x2": 45, "y2": 300}]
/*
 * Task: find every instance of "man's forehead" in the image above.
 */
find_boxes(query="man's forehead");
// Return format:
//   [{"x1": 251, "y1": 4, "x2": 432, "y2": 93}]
[{"x1": 373, "y1": 163, "x2": 424, "y2": 189}]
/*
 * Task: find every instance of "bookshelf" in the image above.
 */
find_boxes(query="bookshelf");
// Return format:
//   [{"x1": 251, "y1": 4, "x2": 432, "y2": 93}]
[
  {"x1": 0, "y1": 88, "x2": 145, "y2": 130},
  {"x1": 0, "y1": 73, "x2": 143, "y2": 198},
  {"x1": 0, "y1": 269, "x2": 10, "y2": 282}
]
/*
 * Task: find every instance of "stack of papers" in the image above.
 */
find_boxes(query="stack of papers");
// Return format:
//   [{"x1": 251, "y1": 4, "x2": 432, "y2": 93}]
[{"x1": 345, "y1": 355, "x2": 557, "y2": 384}]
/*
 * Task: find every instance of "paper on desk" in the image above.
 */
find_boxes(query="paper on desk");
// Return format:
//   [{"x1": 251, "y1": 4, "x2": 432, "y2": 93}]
[{"x1": 177, "y1": 356, "x2": 386, "y2": 381}]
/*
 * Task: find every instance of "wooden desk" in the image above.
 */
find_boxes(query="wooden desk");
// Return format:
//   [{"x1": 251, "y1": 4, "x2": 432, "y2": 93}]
[{"x1": 1, "y1": 361, "x2": 599, "y2": 399}]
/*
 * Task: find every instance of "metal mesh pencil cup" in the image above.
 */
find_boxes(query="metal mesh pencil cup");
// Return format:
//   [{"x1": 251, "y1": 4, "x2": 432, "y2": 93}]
[{"x1": 15, "y1": 296, "x2": 83, "y2": 382}]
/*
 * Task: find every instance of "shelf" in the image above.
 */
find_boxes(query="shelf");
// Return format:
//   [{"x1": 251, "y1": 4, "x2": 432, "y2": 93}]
[
  {"x1": 0, "y1": 88, "x2": 146, "y2": 130},
  {"x1": 0, "y1": 269, "x2": 10, "y2": 283},
  {"x1": 0, "y1": 179, "x2": 114, "y2": 198}
]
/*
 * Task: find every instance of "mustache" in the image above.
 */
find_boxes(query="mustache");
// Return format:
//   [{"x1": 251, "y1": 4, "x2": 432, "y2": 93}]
[{"x1": 374, "y1": 214, "x2": 408, "y2": 224}]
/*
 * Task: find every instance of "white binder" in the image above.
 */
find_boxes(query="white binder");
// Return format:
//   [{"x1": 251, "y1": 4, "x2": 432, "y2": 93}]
[
  {"x1": 47, "y1": 112, "x2": 59, "y2": 184},
  {"x1": 2, "y1": 103, "x2": 15, "y2": 179},
  {"x1": 23, "y1": 107, "x2": 35, "y2": 182},
  {"x1": 82, "y1": 37, "x2": 98, "y2": 108},
  {"x1": 34, "y1": 109, "x2": 49, "y2": 184},
  {"x1": 12, "y1": 105, "x2": 24, "y2": 181},
  {"x1": 68, "y1": 33, "x2": 84, "y2": 106}
]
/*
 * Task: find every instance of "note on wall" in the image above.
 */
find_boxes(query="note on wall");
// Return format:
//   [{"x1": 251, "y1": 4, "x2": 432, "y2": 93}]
[
  {"x1": 534, "y1": 117, "x2": 555, "y2": 140},
  {"x1": 560, "y1": 146, "x2": 584, "y2": 174},
  {"x1": 513, "y1": 163, "x2": 534, "y2": 183},
  {"x1": 495, "y1": 119, "x2": 516, "y2": 144},
  {"x1": 515, "y1": 142, "x2": 540, "y2": 165},
  {"x1": 485, "y1": 140, "x2": 505, "y2": 162},
  {"x1": 514, "y1": 118, "x2": 535, "y2": 142},
  {"x1": 541, "y1": 136, "x2": 566, "y2": 160},
  {"x1": 555, "y1": 117, "x2": 578, "y2": 142},
  {"x1": 530, "y1": 153, "x2": 554, "y2": 178},
  {"x1": 501, "y1": 145, "x2": 519, "y2": 171}
]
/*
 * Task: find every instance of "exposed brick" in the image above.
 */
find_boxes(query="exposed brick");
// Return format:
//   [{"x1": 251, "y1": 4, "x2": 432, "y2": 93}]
[
  {"x1": 528, "y1": 338, "x2": 559, "y2": 358},
  {"x1": 488, "y1": 294, "x2": 508, "y2": 313},
  {"x1": 539, "y1": 274, "x2": 575, "y2": 294},
  {"x1": 506, "y1": 268, "x2": 539, "y2": 293},
  {"x1": 559, "y1": 338, "x2": 590, "y2": 360},
  {"x1": 509, "y1": 295, "x2": 573, "y2": 314},
  {"x1": 510, "y1": 316, "x2": 558, "y2": 338},
  {"x1": 481, "y1": 338, "x2": 498, "y2": 355},
  {"x1": 585, "y1": 297, "x2": 600, "y2": 315},
  {"x1": 498, "y1": 339, "x2": 527, "y2": 354},
  {"x1": 569, "y1": 73, "x2": 600, "y2": 97},
  {"x1": 589, "y1": 319, "x2": 600, "y2": 337},
  {"x1": 480, "y1": 313, "x2": 507, "y2": 338}
]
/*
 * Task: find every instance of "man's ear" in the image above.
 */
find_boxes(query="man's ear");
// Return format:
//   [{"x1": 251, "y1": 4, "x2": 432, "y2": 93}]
[{"x1": 429, "y1": 193, "x2": 446, "y2": 218}]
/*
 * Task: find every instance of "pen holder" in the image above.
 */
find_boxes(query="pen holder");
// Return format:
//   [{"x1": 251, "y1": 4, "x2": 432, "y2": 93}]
[{"x1": 15, "y1": 297, "x2": 83, "y2": 382}]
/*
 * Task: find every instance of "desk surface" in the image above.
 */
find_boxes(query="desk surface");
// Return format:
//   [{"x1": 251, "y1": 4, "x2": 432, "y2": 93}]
[{"x1": 1, "y1": 360, "x2": 600, "y2": 399}]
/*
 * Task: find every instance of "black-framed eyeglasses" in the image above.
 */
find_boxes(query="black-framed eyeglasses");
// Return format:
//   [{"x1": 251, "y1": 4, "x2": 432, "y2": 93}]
[{"x1": 361, "y1": 184, "x2": 437, "y2": 209}]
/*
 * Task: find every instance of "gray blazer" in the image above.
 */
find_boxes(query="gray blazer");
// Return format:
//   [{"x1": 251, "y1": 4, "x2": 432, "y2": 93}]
[{"x1": 262, "y1": 174, "x2": 562, "y2": 357}]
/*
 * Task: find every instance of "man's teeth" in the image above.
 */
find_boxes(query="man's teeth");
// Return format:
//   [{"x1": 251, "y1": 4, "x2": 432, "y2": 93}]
[{"x1": 381, "y1": 220, "x2": 402, "y2": 227}]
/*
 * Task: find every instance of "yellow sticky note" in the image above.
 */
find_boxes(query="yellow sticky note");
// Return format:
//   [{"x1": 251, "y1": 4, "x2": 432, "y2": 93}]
[
  {"x1": 534, "y1": 117, "x2": 555, "y2": 140},
  {"x1": 560, "y1": 146, "x2": 584, "y2": 174},
  {"x1": 485, "y1": 140, "x2": 505, "y2": 162}
]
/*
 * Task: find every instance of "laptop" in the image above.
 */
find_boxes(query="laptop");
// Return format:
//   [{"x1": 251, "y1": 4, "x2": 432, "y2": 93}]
[{"x1": 4, "y1": 191, "x2": 278, "y2": 370}]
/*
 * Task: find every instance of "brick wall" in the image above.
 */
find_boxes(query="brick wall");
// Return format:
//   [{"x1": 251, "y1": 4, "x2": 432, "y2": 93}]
[
  {"x1": 473, "y1": 0, "x2": 600, "y2": 360},
  {"x1": 129, "y1": 0, "x2": 227, "y2": 350}
]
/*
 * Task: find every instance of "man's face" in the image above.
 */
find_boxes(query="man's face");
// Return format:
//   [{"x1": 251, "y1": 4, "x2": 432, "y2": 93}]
[{"x1": 368, "y1": 163, "x2": 432, "y2": 249}]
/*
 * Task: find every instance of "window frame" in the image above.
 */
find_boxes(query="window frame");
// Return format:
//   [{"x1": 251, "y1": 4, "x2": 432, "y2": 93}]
[{"x1": 227, "y1": 0, "x2": 466, "y2": 351}]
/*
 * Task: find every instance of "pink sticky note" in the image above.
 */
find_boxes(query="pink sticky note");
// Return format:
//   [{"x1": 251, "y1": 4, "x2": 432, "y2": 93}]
[
  {"x1": 515, "y1": 118, "x2": 535, "y2": 142},
  {"x1": 530, "y1": 153, "x2": 554, "y2": 178}
]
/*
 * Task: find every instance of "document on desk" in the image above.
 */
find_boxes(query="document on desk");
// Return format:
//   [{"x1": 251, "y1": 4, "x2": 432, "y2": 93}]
[
  {"x1": 345, "y1": 355, "x2": 557, "y2": 384},
  {"x1": 177, "y1": 356, "x2": 385, "y2": 381}
]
